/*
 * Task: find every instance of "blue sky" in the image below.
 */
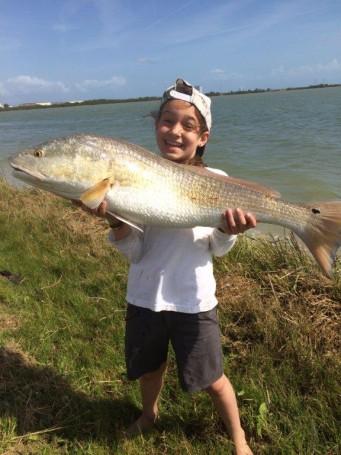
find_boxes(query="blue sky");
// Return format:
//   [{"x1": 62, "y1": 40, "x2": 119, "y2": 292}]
[{"x1": 1, "y1": 0, "x2": 341, "y2": 105}]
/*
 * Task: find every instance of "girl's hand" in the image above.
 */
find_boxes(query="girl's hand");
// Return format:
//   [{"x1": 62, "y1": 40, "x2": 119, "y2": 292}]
[
  {"x1": 220, "y1": 208, "x2": 256, "y2": 235},
  {"x1": 72, "y1": 200, "x2": 120, "y2": 225}
]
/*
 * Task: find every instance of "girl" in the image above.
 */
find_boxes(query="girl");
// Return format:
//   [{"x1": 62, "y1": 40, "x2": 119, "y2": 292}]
[{"x1": 81, "y1": 78, "x2": 256, "y2": 455}]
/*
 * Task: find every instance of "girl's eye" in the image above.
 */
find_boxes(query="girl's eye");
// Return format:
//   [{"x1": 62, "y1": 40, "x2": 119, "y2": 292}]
[
  {"x1": 161, "y1": 118, "x2": 173, "y2": 125},
  {"x1": 183, "y1": 123, "x2": 196, "y2": 131}
]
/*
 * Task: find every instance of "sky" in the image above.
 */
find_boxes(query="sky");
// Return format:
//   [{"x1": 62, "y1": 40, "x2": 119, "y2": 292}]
[{"x1": 1, "y1": 0, "x2": 341, "y2": 105}]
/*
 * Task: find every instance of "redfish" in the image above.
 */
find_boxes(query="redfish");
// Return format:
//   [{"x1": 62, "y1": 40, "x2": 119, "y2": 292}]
[{"x1": 10, "y1": 134, "x2": 341, "y2": 277}]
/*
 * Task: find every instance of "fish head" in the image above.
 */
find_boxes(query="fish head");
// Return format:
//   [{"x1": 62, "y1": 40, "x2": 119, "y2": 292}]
[{"x1": 9, "y1": 134, "x2": 115, "y2": 200}]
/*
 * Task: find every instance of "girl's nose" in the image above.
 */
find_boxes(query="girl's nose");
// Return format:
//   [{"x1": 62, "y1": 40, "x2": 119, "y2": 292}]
[{"x1": 169, "y1": 122, "x2": 182, "y2": 135}]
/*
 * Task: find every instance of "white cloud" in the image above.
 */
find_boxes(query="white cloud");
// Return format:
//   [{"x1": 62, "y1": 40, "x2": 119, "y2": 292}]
[
  {"x1": 0, "y1": 37, "x2": 21, "y2": 52},
  {"x1": 52, "y1": 23, "x2": 75, "y2": 33},
  {"x1": 1, "y1": 75, "x2": 70, "y2": 97},
  {"x1": 314, "y1": 58, "x2": 341, "y2": 72},
  {"x1": 0, "y1": 74, "x2": 128, "y2": 103},
  {"x1": 271, "y1": 66, "x2": 285, "y2": 76},
  {"x1": 210, "y1": 68, "x2": 244, "y2": 80},
  {"x1": 272, "y1": 59, "x2": 341, "y2": 78},
  {"x1": 76, "y1": 76, "x2": 126, "y2": 92},
  {"x1": 211, "y1": 68, "x2": 225, "y2": 74},
  {"x1": 137, "y1": 57, "x2": 156, "y2": 65}
]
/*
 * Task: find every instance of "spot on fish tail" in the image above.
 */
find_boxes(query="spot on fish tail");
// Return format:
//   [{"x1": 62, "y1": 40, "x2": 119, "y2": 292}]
[{"x1": 312, "y1": 208, "x2": 321, "y2": 214}]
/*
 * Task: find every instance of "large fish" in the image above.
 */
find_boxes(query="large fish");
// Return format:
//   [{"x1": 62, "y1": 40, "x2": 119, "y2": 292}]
[{"x1": 10, "y1": 134, "x2": 341, "y2": 277}]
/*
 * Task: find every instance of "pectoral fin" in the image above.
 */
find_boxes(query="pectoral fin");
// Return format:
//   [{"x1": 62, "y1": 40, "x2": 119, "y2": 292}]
[{"x1": 80, "y1": 178, "x2": 114, "y2": 209}]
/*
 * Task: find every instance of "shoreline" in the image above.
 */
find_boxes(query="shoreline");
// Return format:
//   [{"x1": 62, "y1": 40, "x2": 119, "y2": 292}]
[{"x1": 1, "y1": 83, "x2": 340, "y2": 112}]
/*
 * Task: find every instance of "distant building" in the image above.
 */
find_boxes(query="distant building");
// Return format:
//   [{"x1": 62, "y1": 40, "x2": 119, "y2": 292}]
[{"x1": 19, "y1": 102, "x2": 52, "y2": 107}]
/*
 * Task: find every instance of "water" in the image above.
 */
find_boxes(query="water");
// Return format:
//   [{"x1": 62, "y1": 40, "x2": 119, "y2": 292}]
[{"x1": 1, "y1": 87, "x2": 340, "y2": 204}]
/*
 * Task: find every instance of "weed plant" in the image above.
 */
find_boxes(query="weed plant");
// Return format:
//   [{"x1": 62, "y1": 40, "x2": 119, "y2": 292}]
[{"x1": 0, "y1": 179, "x2": 340, "y2": 454}]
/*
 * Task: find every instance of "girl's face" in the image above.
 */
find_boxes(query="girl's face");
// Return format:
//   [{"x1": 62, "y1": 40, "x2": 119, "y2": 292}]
[{"x1": 156, "y1": 100, "x2": 209, "y2": 162}]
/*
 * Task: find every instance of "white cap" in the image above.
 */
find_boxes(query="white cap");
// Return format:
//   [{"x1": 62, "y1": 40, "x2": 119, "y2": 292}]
[{"x1": 161, "y1": 78, "x2": 212, "y2": 131}]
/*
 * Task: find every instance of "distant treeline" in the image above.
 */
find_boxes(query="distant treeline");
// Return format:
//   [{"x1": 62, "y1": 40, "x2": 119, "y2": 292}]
[
  {"x1": 1, "y1": 83, "x2": 340, "y2": 112},
  {"x1": 0, "y1": 96, "x2": 160, "y2": 111},
  {"x1": 207, "y1": 83, "x2": 341, "y2": 97}
]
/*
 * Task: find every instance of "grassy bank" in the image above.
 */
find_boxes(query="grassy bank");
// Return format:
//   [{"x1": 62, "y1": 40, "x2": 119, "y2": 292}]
[{"x1": 0, "y1": 178, "x2": 340, "y2": 454}]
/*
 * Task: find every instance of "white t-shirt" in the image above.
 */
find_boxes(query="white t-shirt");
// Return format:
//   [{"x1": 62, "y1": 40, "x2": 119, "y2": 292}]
[{"x1": 109, "y1": 167, "x2": 236, "y2": 314}]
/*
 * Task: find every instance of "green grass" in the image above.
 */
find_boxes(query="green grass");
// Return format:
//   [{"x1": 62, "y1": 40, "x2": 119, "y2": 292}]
[{"x1": 0, "y1": 178, "x2": 340, "y2": 454}]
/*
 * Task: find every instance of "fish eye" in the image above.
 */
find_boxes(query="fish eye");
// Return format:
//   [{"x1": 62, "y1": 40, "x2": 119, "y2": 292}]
[{"x1": 33, "y1": 149, "x2": 44, "y2": 157}]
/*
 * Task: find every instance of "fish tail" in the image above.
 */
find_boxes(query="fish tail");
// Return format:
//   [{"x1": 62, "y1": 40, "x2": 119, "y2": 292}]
[{"x1": 299, "y1": 201, "x2": 341, "y2": 277}]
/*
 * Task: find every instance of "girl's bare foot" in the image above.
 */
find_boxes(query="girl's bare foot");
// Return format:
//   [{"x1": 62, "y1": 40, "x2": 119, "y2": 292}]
[
  {"x1": 123, "y1": 413, "x2": 157, "y2": 438},
  {"x1": 234, "y1": 437, "x2": 254, "y2": 455}
]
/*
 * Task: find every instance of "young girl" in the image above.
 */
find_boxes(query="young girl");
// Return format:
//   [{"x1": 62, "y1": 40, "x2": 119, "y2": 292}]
[{"x1": 82, "y1": 78, "x2": 256, "y2": 455}]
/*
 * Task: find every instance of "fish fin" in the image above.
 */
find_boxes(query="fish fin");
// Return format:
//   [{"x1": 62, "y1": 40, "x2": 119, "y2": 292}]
[
  {"x1": 194, "y1": 167, "x2": 281, "y2": 198},
  {"x1": 81, "y1": 179, "x2": 144, "y2": 232},
  {"x1": 107, "y1": 211, "x2": 143, "y2": 232},
  {"x1": 298, "y1": 201, "x2": 341, "y2": 278},
  {"x1": 80, "y1": 178, "x2": 114, "y2": 209}
]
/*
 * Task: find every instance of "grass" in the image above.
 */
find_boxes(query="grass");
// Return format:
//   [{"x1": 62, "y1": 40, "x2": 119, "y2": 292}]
[{"x1": 0, "y1": 177, "x2": 340, "y2": 454}]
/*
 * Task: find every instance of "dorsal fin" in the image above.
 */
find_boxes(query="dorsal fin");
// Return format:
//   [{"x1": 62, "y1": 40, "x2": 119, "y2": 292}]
[
  {"x1": 191, "y1": 166, "x2": 281, "y2": 199},
  {"x1": 224, "y1": 175, "x2": 281, "y2": 198}
]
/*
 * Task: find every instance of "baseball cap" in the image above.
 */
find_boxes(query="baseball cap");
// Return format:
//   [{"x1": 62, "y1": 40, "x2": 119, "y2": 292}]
[{"x1": 161, "y1": 78, "x2": 212, "y2": 131}]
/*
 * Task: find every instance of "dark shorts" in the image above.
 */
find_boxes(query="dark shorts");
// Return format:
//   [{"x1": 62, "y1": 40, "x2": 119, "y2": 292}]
[{"x1": 125, "y1": 304, "x2": 223, "y2": 393}]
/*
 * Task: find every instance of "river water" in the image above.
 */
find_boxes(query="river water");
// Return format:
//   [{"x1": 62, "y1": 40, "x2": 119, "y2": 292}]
[{"x1": 1, "y1": 87, "x2": 340, "y2": 209}]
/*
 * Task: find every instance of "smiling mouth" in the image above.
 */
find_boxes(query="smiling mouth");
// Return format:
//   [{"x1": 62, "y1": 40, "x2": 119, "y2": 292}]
[{"x1": 166, "y1": 141, "x2": 183, "y2": 149}]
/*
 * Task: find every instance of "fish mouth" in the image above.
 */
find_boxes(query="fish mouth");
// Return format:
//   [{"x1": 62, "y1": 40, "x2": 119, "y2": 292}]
[
  {"x1": 10, "y1": 162, "x2": 83, "y2": 200},
  {"x1": 10, "y1": 164, "x2": 46, "y2": 181}
]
